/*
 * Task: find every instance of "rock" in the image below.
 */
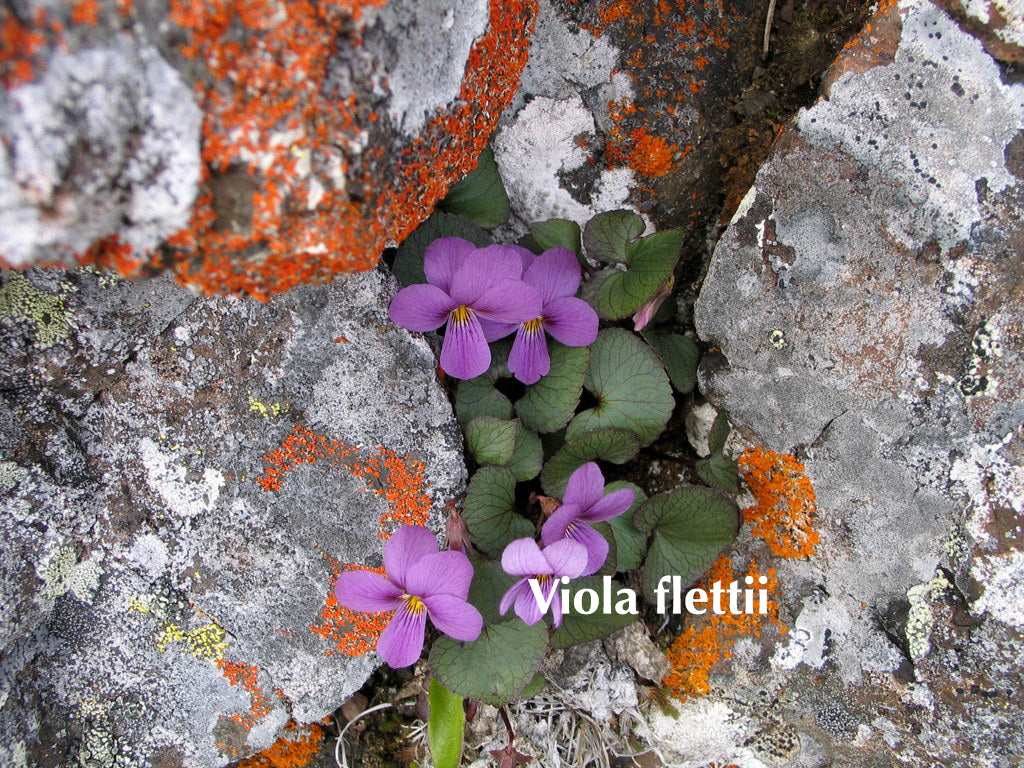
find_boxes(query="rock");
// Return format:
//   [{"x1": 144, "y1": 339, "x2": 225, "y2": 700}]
[
  {"x1": 494, "y1": 0, "x2": 769, "y2": 237},
  {"x1": 0, "y1": 266, "x2": 465, "y2": 766},
  {"x1": 0, "y1": 0, "x2": 536, "y2": 297},
  {"x1": 690, "y1": 0, "x2": 1024, "y2": 763}
]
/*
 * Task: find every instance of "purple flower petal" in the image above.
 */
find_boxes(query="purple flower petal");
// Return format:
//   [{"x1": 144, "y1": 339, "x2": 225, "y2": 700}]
[
  {"x1": 541, "y1": 538, "x2": 589, "y2": 579},
  {"x1": 383, "y1": 525, "x2": 439, "y2": 590},
  {"x1": 477, "y1": 317, "x2": 519, "y2": 342},
  {"x1": 473, "y1": 279, "x2": 543, "y2": 324},
  {"x1": 423, "y1": 594, "x2": 483, "y2": 641},
  {"x1": 566, "y1": 522, "x2": 609, "y2": 576},
  {"x1": 376, "y1": 602, "x2": 427, "y2": 668},
  {"x1": 449, "y1": 246, "x2": 524, "y2": 306},
  {"x1": 581, "y1": 488, "x2": 635, "y2": 522},
  {"x1": 388, "y1": 284, "x2": 457, "y2": 333},
  {"x1": 508, "y1": 322, "x2": 551, "y2": 385},
  {"x1": 406, "y1": 550, "x2": 474, "y2": 600},
  {"x1": 509, "y1": 245, "x2": 538, "y2": 274},
  {"x1": 540, "y1": 503, "x2": 581, "y2": 546},
  {"x1": 501, "y1": 538, "x2": 550, "y2": 577},
  {"x1": 563, "y1": 462, "x2": 605, "y2": 510},
  {"x1": 440, "y1": 310, "x2": 491, "y2": 379},
  {"x1": 542, "y1": 297, "x2": 599, "y2": 347},
  {"x1": 513, "y1": 580, "x2": 548, "y2": 626},
  {"x1": 499, "y1": 578, "x2": 529, "y2": 617},
  {"x1": 423, "y1": 237, "x2": 477, "y2": 293},
  {"x1": 334, "y1": 570, "x2": 403, "y2": 613},
  {"x1": 523, "y1": 248, "x2": 581, "y2": 302},
  {"x1": 549, "y1": 589, "x2": 565, "y2": 628}
]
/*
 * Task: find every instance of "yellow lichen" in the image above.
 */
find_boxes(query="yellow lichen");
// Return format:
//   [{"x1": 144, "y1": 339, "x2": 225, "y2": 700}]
[
  {"x1": 248, "y1": 394, "x2": 291, "y2": 420},
  {"x1": 156, "y1": 621, "x2": 229, "y2": 661},
  {"x1": 0, "y1": 271, "x2": 71, "y2": 349}
]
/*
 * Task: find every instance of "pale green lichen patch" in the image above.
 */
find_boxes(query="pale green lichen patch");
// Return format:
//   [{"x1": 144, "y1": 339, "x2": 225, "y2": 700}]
[
  {"x1": 0, "y1": 461, "x2": 27, "y2": 492},
  {"x1": 0, "y1": 272, "x2": 71, "y2": 349},
  {"x1": 38, "y1": 546, "x2": 103, "y2": 605},
  {"x1": 906, "y1": 571, "x2": 951, "y2": 660},
  {"x1": 248, "y1": 394, "x2": 291, "y2": 420}
]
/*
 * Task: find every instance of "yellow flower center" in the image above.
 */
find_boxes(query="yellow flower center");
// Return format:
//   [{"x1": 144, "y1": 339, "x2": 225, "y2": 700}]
[
  {"x1": 403, "y1": 594, "x2": 426, "y2": 615},
  {"x1": 524, "y1": 317, "x2": 544, "y2": 334},
  {"x1": 450, "y1": 305, "x2": 472, "y2": 325},
  {"x1": 533, "y1": 574, "x2": 551, "y2": 586}
]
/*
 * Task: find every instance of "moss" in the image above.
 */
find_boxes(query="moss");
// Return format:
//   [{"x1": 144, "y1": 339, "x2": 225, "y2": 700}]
[{"x1": 0, "y1": 271, "x2": 71, "y2": 349}]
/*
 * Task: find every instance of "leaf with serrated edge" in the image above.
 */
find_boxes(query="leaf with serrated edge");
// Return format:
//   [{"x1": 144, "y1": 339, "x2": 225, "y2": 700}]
[
  {"x1": 707, "y1": 411, "x2": 731, "y2": 455},
  {"x1": 550, "y1": 577, "x2": 637, "y2": 649},
  {"x1": 603, "y1": 481, "x2": 647, "y2": 572},
  {"x1": 428, "y1": 678, "x2": 465, "y2": 768},
  {"x1": 392, "y1": 212, "x2": 491, "y2": 286},
  {"x1": 531, "y1": 219, "x2": 582, "y2": 255},
  {"x1": 429, "y1": 622, "x2": 549, "y2": 706},
  {"x1": 437, "y1": 147, "x2": 510, "y2": 229},
  {"x1": 566, "y1": 328, "x2": 674, "y2": 447},
  {"x1": 467, "y1": 550, "x2": 517, "y2": 626},
  {"x1": 696, "y1": 453, "x2": 740, "y2": 494},
  {"x1": 633, "y1": 486, "x2": 740, "y2": 601},
  {"x1": 463, "y1": 466, "x2": 533, "y2": 556},
  {"x1": 507, "y1": 427, "x2": 543, "y2": 481},
  {"x1": 455, "y1": 376, "x2": 512, "y2": 429},
  {"x1": 582, "y1": 230, "x2": 682, "y2": 320},
  {"x1": 516, "y1": 342, "x2": 589, "y2": 434},
  {"x1": 467, "y1": 416, "x2": 519, "y2": 466},
  {"x1": 540, "y1": 427, "x2": 641, "y2": 497},
  {"x1": 643, "y1": 330, "x2": 699, "y2": 395},
  {"x1": 583, "y1": 209, "x2": 644, "y2": 263}
]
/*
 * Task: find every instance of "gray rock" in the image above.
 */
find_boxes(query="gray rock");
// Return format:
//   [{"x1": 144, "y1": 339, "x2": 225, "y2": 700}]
[
  {"x1": 691, "y1": 0, "x2": 1024, "y2": 763},
  {"x1": 0, "y1": 267, "x2": 465, "y2": 766}
]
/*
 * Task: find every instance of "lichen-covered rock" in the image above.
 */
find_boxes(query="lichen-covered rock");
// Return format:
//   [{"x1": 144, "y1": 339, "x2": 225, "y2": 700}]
[
  {"x1": 688, "y1": 0, "x2": 1024, "y2": 763},
  {"x1": 0, "y1": 266, "x2": 465, "y2": 766},
  {"x1": 0, "y1": 0, "x2": 537, "y2": 297},
  {"x1": 494, "y1": 0, "x2": 768, "y2": 236}
]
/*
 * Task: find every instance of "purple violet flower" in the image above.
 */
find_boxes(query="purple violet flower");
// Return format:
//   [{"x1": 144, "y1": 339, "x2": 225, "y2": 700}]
[
  {"x1": 334, "y1": 525, "x2": 483, "y2": 668},
  {"x1": 498, "y1": 537, "x2": 588, "y2": 627},
  {"x1": 388, "y1": 238, "x2": 542, "y2": 380},
  {"x1": 483, "y1": 247, "x2": 599, "y2": 385},
  {"x1": 541, "y1": 462, "x2": 635, "y2": 576}
]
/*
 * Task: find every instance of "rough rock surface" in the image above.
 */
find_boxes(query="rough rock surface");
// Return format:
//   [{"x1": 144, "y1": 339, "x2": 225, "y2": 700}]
[
  {"x1": 0, "y1": 0, "x2": 536, "y2": 296},
  {"x1": 0, "y1": 267, "x2": 465, "y2": 766},
  {"x1": 689, "y1": 0, "x2": 1024, "y2": 764},
  {"x1": 494, "y1": 0, "x2": 768, "y2": 238}
]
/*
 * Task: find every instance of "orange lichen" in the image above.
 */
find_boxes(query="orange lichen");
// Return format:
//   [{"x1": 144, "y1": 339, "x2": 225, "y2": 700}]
[
  {"x1": 216, "y1": 659, "x2": 272, "y2": 728},
  {"x1": 237, "y1": 720, "x2": 326, "y2": 768},
  {"x1": 42, "y1": 0, "x2": 535, "y2": 297},
  {"x1": 256, "y1": 425, "x2": 432, "y2": 532},
  {"x1": 0, "y1": 10, "x2": 48, "y2": 88},
  {"x1": 663, "y1": 557, "x2": 783, "y2": 700},
  {"x1": 738, "y1": 447, "x2": 819, "y2": 558},
  {"x1": 309, "y1": 557, "x2": 392, "y2": 657},
  {"x1": 628, "y1": 132, "x2": 677, "y2": 176}
]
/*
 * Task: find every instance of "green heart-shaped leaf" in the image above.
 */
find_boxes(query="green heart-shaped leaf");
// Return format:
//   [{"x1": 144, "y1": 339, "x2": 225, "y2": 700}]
[
  {"x1": 707, "y1": 411, "x2": 731, "y2": 455},
  {"x1": 696, "y1": 453, "x2": 740, "y2": 494},
  {"x1": 583, "y1": 209, "x2": 645, "y2": 263},
  {"x1": 429, "y1": 621, "x2": 549, "y2": 706},
  {"x1": 428, "y1": 678, "x2": 465, "y2": 768},
  {"x1": 633, "y1": 486, "x2": 741, "y2": 601},
  {"x1": 463, "y1": 466, "x2": 533, "y2": 556},
  {"x1": 603, "y1": 481, "x2": 647, "y2": 572},
  {"x1": 643, "y1": 330, "x2": 699, "y2": 395},
  {"x1": 467, "y1": 550, "x2": 518, "y2": 626},
  {"x1": 592, "y1": 521, "x2": 619, "y2": 577},
  {"x1": 531, "y1": 219, "x2": 582, "y2": 256},
  {"x1": 466, "y1": 416, "x2": 519, "y2": 466},
  {"x1": 507, "y1": 427, "x2": 543, "y2": 481},
  {"x1": 566, "y1": 328, "x2": 674, "y2": 447},
  {"x1": 516, "y1": 342, "x2": 590, "y2": 434},
  {"x1": 437, "y1": 147, "x2": 510, "y2": 229},
  {"x1": 520, "y1": 673, "x2": 546, "y2": 699},
  {"x1": 582, "y1": 230, "x2": 682, "y2": 320},
  {"x1": 392, "y1": 212, "x2": 491, "y2": 286},
  {"x1": 550, "y1": 577, "x2": 638, "y2": 649},
  {"x1": 455, "y1": 376, "x2": 513, "y2": 429},
  {"x1": 540, "y1": 427, "x2": 641, "y2": 497}
]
